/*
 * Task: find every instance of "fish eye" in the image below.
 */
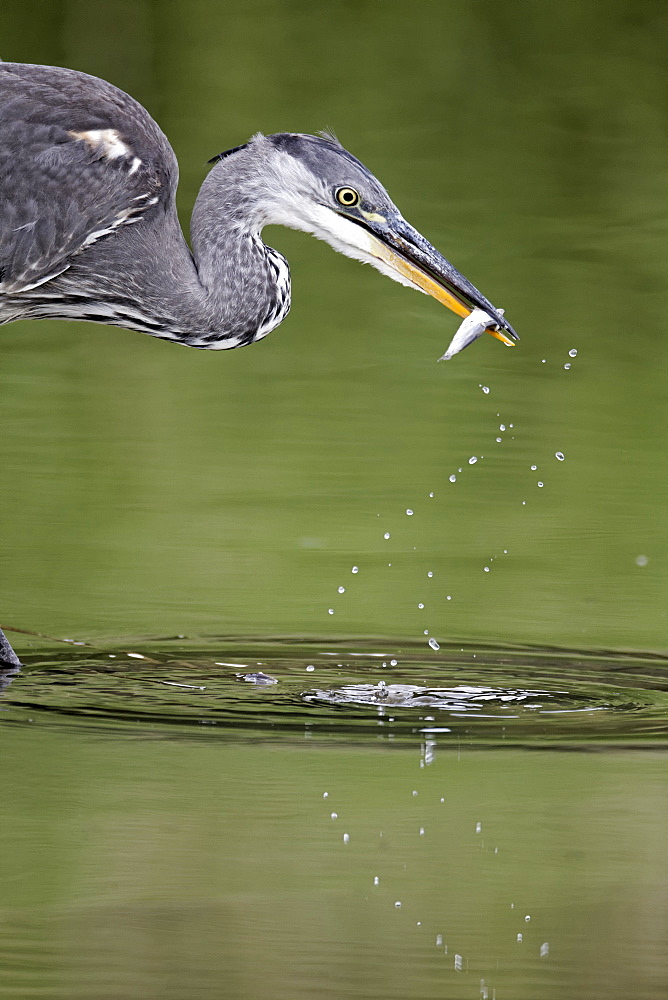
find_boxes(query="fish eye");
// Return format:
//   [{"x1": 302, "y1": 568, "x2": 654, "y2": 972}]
[{"x1": 335, "y1": 187, "x2": 360, "y2": 207}]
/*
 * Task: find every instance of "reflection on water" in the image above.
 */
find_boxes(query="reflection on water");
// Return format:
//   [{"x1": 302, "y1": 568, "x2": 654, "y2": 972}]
[{"x1": 1, "y1": 641, "x2": 666, "y2": 1000}]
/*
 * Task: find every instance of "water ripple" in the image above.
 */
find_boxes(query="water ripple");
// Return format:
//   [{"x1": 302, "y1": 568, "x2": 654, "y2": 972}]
[{"x1": 1, "y1": 638, "x2": 666, "y2": 746}]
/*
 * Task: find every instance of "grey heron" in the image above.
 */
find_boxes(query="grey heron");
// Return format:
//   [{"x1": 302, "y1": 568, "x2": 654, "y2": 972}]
[
  {"x1": 0, "y1": 61, "x2": 519, "y2": 668},
  {"x1": 0, "y1": 61, "x2": 518, "y2": 350}
]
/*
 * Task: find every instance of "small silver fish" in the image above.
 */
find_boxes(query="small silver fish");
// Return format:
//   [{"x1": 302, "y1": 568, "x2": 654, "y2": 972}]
[{"x1": 439, "y1": 307, "x2": 506, "y2": 361}]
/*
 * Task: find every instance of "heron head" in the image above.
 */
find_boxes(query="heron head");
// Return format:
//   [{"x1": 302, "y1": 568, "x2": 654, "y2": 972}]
[{"x1": 211, "y1": 132, "x2": 517, "y2": 345}]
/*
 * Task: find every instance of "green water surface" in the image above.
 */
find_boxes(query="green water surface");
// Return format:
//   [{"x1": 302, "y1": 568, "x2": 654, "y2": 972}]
[{"x1": 1, "y1": 2, "x2": 666, "y2": 998}]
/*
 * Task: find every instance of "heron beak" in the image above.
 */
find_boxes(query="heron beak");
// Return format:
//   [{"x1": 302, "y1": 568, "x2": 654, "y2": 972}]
[{"x1": 362, "y1": 215, "x2": 518, "y2": 345}]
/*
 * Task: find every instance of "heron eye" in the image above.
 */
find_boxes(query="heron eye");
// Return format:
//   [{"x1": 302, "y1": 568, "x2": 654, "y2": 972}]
[{"x1": 335, "y1": 187, "x2": 360, "y2": 207}]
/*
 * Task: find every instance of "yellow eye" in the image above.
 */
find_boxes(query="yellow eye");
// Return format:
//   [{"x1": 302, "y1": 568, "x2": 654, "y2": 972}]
[{"x1": 335, "y1": 187, "x2": 360, "y2": 207}]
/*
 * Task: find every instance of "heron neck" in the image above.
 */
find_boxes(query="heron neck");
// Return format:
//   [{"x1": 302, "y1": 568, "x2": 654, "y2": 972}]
[{"x1": 187, "y1": 163, "x2": 291, "y2": 349}]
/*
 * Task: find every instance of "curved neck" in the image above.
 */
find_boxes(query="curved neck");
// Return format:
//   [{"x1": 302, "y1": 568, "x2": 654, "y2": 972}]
[
  {"x1": 185, "y1": 154, "x2": 291, "y2": 349},
  {"x1": 19, "y1": 146, "x2": 291, "y2": 349},
  {"x1": 189, "y1": 227, "x2": 290, "y2": 351}
]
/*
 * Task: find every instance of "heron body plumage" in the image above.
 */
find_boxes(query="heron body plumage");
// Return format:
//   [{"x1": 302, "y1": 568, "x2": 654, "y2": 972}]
[
  {"x1": 0, "y1": 61, "x2": 518, "y2": 352},
  {"x1": 0, "y1": 62, "x2": 289, "y2": 347}
]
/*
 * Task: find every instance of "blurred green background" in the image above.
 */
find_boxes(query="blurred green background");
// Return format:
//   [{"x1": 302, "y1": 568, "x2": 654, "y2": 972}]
[
  {"x1": 1, "y1": 729, "x2": 666, "y2": 1000},
  {"x1": 1, "y1": 0, "x2": 667, "y2": 651},
  {"x1": 1, "y1": 6, "x2": 667, "y2": 1000}
]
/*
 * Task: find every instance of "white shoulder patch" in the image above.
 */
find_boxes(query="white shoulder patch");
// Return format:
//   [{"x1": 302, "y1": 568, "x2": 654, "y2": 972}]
[
  {"x1": 69, "y1": 128, "x2": 129, "y2": 159},
  {"x1": 68, "y1": 129, "x2": 142, "y2": 174}
]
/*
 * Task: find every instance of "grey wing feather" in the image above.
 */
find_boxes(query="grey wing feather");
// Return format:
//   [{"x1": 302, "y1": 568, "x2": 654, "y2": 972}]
[{"x1": 0, "y1": 62, "x2": 177, "y2": 293}]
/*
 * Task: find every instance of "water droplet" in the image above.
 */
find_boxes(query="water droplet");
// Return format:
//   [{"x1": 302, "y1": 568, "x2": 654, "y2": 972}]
[
  {"x1": 306, "y1": 665, "x2": 315, "y2": 672},
  {"x1": 429, "y1": 491, "x2": 434, "y2": 498},
  {"x1": 351, "y1": 566, "x2": 359, "y2": 574},
  {"x1": 540, "y1": 942, "x2": 550, "y2": 957},
  {"x1": 636, "y1": 554, "x2": 649, "y2": 567},
  {"x1": 564, "y1": 362, "x2": 571, "y2": 369},
  {"x1": 525, "y1": 915, "x2": 531, "y2": 923},
  {"x1": 406, "y1": 508, "x2": 414, "y2": 516},
  {"x1": 436, "y1": 934, "x2": 443, "y2": 947},
  {"x1": 331, "y1": 812, "x2": 338, "y2": 819},
  {"x1": 390, "y1": 659, "x2": 397, "y2": 666},
  {"x1": 427, "y1": 571, "x2": 433, "y2": 578},
  {"x1": 328, "y1": 608, "x2": 335, "y2": 615},
  {"x1": 496, "y1": 437, "x2": 502, "y2": 443},
  {"x1": 517, "y1": 933, "x2": 523, "y2": 943},
  {"x1": 383, "y1": 532, "x2": 390, "y2": 540},
  {"x1": 500, "y1": 424, "x2": 506, "y2": 431},
  {"x1": 537, "y1": 481, "x2": 544, "y2": 488},
  {"x1": 530, "y1": 464, "x2": 537, "y2": 470},
  {"x1": 475, "y1": 822, "x2": 482, "y2": 833},
  {"x1": 449, "y1": 474, "x2": 457, "y2": 483},
  {"x1": 412, "y1": 790, "x2": 418, "y2": 796},
  {"x1": 484, "y1": 566, "x2": 490, "y2": 573},
  {"x1": 338, "y1": 586, "x2": 345, "y2": 593},
  {"x1": 569, "y1": 348, "x2": 578, "y2": 357},
  {"x1": 469, "y1": 456, "x2": 478, "y2": 465},
  {"x1": 418, "y1": 603, "x2": 424, "y2": 609},
  {"x1": 343, "y1": 833, "x2": 349, "y2": 844},
  {"x1": 322, "y1": 792, "x2": 328, "y2": 798},
  {"x1": 541, "y1": 358, "x2": 547, "y2": 363},
  {"x1": 481, "y1": 385, "x2": 490, "y2": 394},
  {"x1": 373, "y1": 876, "x2": 379, "y2": 885},
  {"x1": 555, "y1": 451, "x2": 565, "y2": 461},
  {"x1": 446, "y1": 595, "x2": 452, "y2": 601},
  {"x1": 428, "y1": 638, "x2": 440, "y2": 651},
  {"x1": 395, "y1": 901, "x2": 402, "y2": 908},
  {"x1": 503, "y1": 548, "x2": 508, "y2": 553}
]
